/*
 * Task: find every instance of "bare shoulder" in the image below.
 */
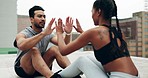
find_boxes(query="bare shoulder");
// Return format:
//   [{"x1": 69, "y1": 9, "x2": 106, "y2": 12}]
[
  {"x1": 86, "y1": 27, "x2": 108, "y2": 34},
  {"x1": 16, "y1": 33, "x2": 26, "y2": 40},
  {"x1": 82, "y1": 28, "x2": 97, "y2": 36},
  {"x1": 85, "y1": 27, "x2": 100, "y2": 33}
]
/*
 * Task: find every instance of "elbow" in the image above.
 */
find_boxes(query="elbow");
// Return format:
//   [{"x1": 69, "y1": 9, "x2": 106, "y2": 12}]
[
  {"x1": 61, "y1": 52, "x2": 67, "y2": 56},
  {"x1": 60, "y1": 50, "x2": 66, "y2": 56},
  {"x1": 60, "y1": 49, "x2": 70, "y2": 56},
  {"x1": 18, "y1": 46, "x2": 24, "y2": 51},
  {"x1": 18, "y1": 44, "x2": 27, "y2": 51}
]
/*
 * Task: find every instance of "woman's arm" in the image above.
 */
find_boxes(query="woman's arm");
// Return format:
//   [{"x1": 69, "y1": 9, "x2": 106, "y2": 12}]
[
  {"x1": 63, "y1": 17, "x2": 73, "y2": 44},
  {"x1": 56, "y1": 18, "x2": 92, "y2": 55},
  {"x1": 73, "y1": 18, "x2": 84, "y2": 34}
]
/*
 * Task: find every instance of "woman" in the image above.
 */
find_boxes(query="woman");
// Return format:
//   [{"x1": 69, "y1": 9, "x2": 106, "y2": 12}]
[{"x1": 51, "y1": 0, "x2": 139, "y2": 78}]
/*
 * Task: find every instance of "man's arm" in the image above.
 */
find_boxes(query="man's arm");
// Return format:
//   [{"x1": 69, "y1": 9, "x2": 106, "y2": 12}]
[
  {"x1": 16, "y1": 32, "x2": 46, "y2": 51},
  {"x1": 16, "y1": 18, "x2": 55, "y2": 51}
]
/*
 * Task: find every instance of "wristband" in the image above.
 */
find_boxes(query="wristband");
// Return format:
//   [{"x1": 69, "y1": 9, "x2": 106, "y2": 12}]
[{"x1": 66, "y1": 33, "x2": 71, "y2": 35}]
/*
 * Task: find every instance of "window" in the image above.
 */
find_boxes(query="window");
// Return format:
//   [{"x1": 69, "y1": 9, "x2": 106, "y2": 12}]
[{"x1": 125, "y1": 27, "x2": 131, "y2": 38}]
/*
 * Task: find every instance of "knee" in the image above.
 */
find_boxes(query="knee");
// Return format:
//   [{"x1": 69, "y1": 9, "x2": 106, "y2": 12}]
[
  {"x1": 77, "y1": 56, "x2": 88, "y2": 64},
  {"x1": 30, "y1": 47, "x2": 40, "y2": 55},
  {"x1": 47, "y1": 46, "x2": 59, "y2": 55},
  {"x1": 50, "y1": 46, "x2": 59, "y2": 52}
]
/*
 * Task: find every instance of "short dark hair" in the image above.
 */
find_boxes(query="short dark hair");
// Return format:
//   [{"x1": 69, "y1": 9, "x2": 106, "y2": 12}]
[{"x1": 29, "y1": 5, "x2": 45, "y2": 18}]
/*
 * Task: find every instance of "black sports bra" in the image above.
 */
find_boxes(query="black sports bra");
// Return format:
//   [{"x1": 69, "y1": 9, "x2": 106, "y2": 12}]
[{"x1": 93, "y1": 25, "x2": 130, "y2": 65}]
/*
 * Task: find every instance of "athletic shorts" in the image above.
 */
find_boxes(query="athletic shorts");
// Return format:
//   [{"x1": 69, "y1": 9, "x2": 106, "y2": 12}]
[{"x1": 14, "y1": 54, "x2": 52, "y2": 77}]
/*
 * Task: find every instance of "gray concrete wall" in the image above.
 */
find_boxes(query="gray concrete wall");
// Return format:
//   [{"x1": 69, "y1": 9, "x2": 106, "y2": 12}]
[{"x1": 0, "y1": 0, "x2": 17, "y2": 48}]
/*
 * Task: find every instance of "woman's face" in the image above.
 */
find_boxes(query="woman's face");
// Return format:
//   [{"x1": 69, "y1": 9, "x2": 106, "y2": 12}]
[{"x1": 92, "y1": 8, "x2": 99, "y2": 26}]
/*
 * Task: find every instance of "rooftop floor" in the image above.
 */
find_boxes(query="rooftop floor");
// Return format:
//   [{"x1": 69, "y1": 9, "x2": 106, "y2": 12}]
[{"x1": 0, "y1": 51, "x2": 148, "y2": 78}]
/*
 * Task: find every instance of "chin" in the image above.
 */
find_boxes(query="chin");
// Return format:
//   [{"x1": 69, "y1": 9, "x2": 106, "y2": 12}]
[
  {"x1": 94, "y1": 23, "x2": 99, "y2": 26},
  {"x1": 93, "y1": 21, "x2": 99, "y2": 26},
  {"x1": 40, "y1": 25, "x2": 45, "y2": 28}
]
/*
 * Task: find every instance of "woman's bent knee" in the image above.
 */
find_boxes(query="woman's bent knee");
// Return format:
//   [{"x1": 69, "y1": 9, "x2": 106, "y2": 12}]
[{"x1": 76, "y1": 56, "x2": 89, "y2": 64}]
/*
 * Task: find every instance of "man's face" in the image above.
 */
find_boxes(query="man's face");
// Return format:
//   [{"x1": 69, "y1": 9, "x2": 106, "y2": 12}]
[{"x1": 31, "y1": 10, "x2": 46, "y2": 28}]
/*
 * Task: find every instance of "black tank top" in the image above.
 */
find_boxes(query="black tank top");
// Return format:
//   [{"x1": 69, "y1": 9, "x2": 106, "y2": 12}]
[{"x1": 93, "y1": 25, "x2": 130, "y2": 65}]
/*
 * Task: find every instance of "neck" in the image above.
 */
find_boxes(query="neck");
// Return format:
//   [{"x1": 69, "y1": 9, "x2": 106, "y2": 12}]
[
  {"x1": 99, "y1": 17, "x2": 110, "y2": 26},
  {"x1": 31, "y1": 25, "x2": 42, "y2": 33}
]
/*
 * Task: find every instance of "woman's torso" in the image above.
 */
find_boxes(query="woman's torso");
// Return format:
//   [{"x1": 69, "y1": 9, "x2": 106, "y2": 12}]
[{"x1": 90, "y1": 26, "x2": 138, "y2": 76}]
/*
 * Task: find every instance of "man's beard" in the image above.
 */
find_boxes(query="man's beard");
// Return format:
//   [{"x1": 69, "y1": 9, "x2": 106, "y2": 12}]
[{"x1": 34, "y1": 22, "x2": 45, "y2": 28}]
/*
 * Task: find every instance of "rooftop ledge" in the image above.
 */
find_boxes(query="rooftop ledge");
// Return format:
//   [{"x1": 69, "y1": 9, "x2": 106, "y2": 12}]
[{"x1": 0, "y1": 51, "x2": 148, "y2": 78}]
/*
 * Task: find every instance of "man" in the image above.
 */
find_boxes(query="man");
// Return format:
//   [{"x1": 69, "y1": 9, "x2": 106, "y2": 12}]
[{"x1": 14, "y1": 6, "x2": 72, "y2": 78}]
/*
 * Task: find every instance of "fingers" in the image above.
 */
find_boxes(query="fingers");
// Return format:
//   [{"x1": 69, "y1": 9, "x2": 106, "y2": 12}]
[
  {"x1": 76, "y1": 18, "x2": 80, "y2": 26},
  {"x1": 66, "y1": 17, "x2": 70, "y2": 24},
  {"x1": 55, "y1": 18, "x2": 63, "y2": 29},
  {"x1": 70, "y1": 17, "x2": 73, "y2": 25},
  {"x1": 55, "y1": 20, "x2": 63, "y2": 34},
  {"x1": 55, "y1": 21, "x2": 57, "y2": 27},
  {"x1": 48, "y1": 18, "x2": 55, "y2": 28},
  {"x1": 58, "y1": 18, "x2": 63, "y2": 26},
  {"x1": 55, "y1": 18, "x2": 63, "y2": 28},
  {"x1": 73, "y1": 25, "x2": 77, "y2": 29},
  {"x1": 66, "y1": 16, "x2": 73, "y2": 25},
  {"x1": 52, "y1": 27, "x2": 55, "y2": 31}
]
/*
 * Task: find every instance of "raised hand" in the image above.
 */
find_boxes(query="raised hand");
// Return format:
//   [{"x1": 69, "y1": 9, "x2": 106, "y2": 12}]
[
  {"x1": 43, "y1": 18, "x2": 55, "y2": 35},
  {"x1": 55, "y1": 18, "x2": 64, "y2": 34},
  {"x1": 64, "y1": 17, "x2": 73, "y2": 34},
  {"x1": 73, "y1": 18, "x2": 84, "y2": 33}
]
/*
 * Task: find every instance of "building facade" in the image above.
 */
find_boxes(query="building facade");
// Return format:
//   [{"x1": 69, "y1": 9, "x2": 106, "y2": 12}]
[
  {"x1": 133, "y1": 11, "x2": 148, "y2": 57},
  {"x1": 18, "y1": 11, "x2": 148, "y2": 57},
  {"x1": 112, "y1": 11, "x2": 148, "y2": 57},
  {"x1": 17, "y1": 15, "x2": 31, "y2": 33}
]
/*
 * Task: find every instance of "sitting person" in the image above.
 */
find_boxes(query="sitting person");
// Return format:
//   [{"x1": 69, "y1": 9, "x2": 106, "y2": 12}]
[
  {"x1": 51, "y1": 0, "x2": 139, "y2": 78},
  {"x1": 13, "y1": 6, "x2": 72, "y2": 78}
]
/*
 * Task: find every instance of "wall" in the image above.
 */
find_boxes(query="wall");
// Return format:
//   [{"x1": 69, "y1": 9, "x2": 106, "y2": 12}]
[{"x1": 0, "y1": 0, "x2": 17, "y2": 48}]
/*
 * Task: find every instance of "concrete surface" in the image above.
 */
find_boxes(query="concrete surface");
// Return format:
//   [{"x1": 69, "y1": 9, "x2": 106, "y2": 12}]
[{"x1": 0, "y1": 51, "x2": 148, "y2": 78}]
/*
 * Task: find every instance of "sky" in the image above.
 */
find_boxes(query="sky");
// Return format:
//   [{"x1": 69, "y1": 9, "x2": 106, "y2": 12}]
[{"x1": 17, "y1": 0, "x2": 144, "y2": 31}]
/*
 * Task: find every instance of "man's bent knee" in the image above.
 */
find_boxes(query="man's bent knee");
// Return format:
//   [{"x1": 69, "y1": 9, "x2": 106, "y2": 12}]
[
  {"x1": 30, "y1": 47, "x2": 40, "y2": 55},
  {"x1": 47, "y1": 46, "x2": 60, "y2": 55},
  {"x1": 50, "y1": 46, "x2": 59, "y2": 52}
]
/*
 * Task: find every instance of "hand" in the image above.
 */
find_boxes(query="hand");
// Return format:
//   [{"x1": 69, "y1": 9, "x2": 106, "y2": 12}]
[
  {"x1": 43, "y1": 18, "x2": 55, "y2": 35},
  {"x1": 55, "y1": 18, "x2": 64, "y2": 34},
  {"x1": 73, "y1": 18, "x2": 83, "y2": 33},
  {"x1": 64, "y1": 17, "x2": 73, "y2": 34}
]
